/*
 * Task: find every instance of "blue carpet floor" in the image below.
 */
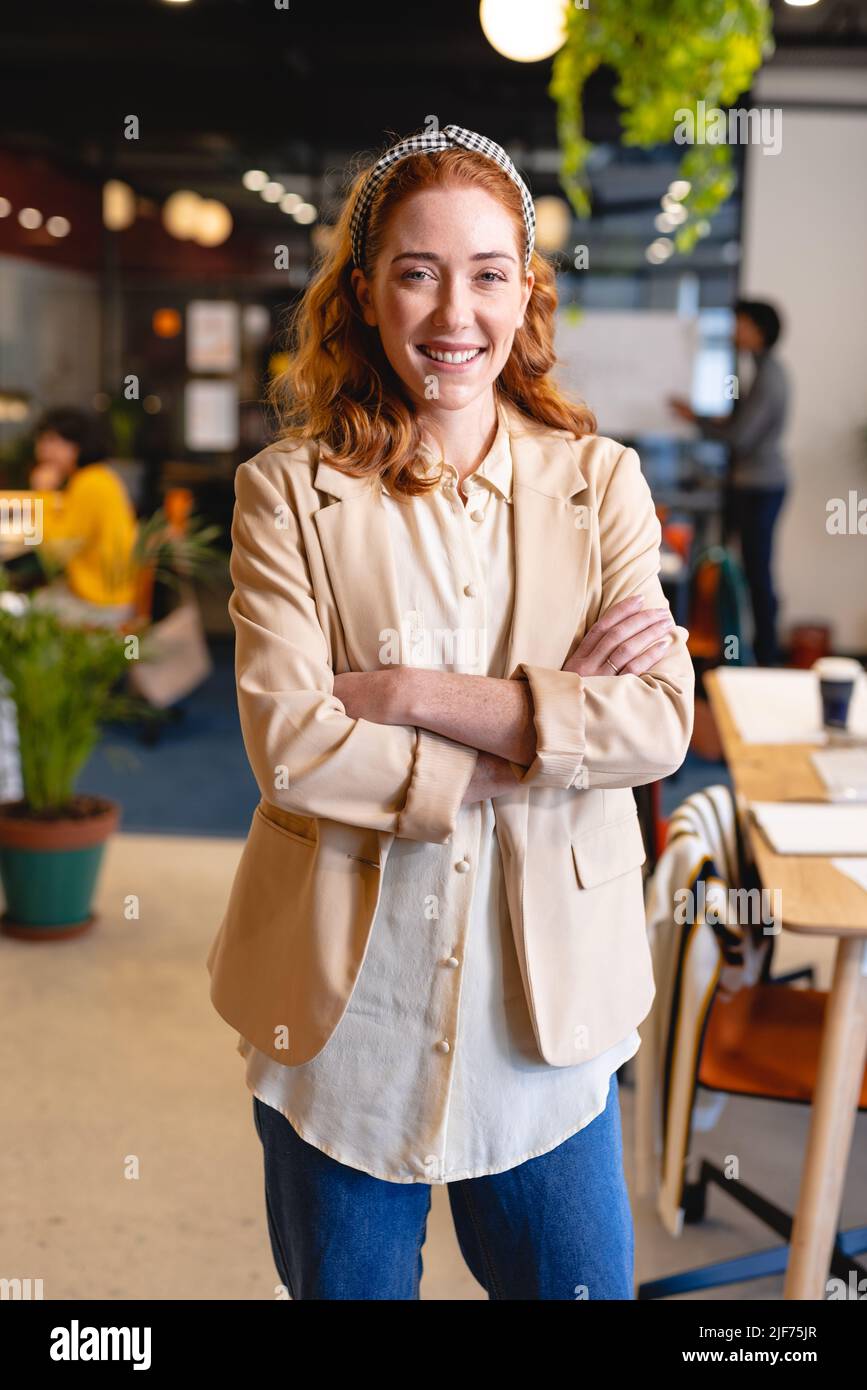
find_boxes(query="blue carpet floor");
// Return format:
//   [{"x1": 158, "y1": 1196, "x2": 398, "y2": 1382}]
[
  {"x1": 78, "y1": 638, "x2": 729, "y2": 838},
  {"x1": 80, "y1": 637, "x2": 260, "y2": 838}
]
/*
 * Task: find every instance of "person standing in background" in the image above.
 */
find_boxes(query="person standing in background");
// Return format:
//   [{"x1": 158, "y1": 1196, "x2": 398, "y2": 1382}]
[{"x1": 670, "y1": 299, "x2": 790, "y2": 666}]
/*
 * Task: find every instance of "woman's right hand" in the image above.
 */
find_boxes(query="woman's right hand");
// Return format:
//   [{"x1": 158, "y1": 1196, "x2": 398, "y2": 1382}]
[
  {"x1": 562, "y1": 595, "x2": 676, "y2": 678},
  {"x1": 30, "y1": 462, "x2": 65, "y2": 491}
]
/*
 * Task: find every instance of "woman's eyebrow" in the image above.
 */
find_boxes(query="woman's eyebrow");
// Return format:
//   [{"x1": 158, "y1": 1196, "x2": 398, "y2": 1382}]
[{"x1": 390, "y1": 250, "x2": 517, "y2": 264}]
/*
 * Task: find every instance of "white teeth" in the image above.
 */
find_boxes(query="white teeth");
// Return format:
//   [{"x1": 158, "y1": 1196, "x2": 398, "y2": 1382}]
[{"x1": 419, "y1": 346, "x2": 481, "y2": 364}]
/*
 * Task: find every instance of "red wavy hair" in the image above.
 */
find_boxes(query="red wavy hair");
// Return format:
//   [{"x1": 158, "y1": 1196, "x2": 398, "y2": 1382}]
[{"x1": 267, "y1": 141, "x2": 596, "y2": 498}]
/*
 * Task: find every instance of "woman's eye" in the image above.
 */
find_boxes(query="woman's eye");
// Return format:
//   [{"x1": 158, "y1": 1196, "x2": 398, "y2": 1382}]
[{"x1": 400, "y1": 268, "x2": 506, "y2": 284}]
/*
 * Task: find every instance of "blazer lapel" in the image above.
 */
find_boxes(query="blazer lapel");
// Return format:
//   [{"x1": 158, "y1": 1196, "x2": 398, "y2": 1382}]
[
  {"x1": 312, "y1": 457, "x2": 403, "y2": 673},
  {"x1": 502, "y1": 404, "x2": 593, "y2": 679}
]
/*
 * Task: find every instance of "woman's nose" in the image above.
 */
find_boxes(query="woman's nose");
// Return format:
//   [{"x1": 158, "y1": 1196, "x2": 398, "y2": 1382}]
[{"x1": 430, "y1": 281, "x2": 474, "y2": 330}]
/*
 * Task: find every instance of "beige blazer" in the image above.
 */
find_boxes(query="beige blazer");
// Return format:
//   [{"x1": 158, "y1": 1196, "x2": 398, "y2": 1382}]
[{"x1": 206, "y1": 398, "x2": 695, "y2": 1069}]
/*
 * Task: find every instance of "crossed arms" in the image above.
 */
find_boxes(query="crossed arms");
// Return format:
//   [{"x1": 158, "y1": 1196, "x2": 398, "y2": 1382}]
[{"x1": 333, "y1": 594, "x2": 677, "y2": 804}]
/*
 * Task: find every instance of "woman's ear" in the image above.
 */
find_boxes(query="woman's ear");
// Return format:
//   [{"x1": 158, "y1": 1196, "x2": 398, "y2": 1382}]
[
  {"x1": 516, "y1": 270, "x2": 534, "y2": 330},
  {"x1": 350, "y1": 267, "x2": 378, "y2": 328}
]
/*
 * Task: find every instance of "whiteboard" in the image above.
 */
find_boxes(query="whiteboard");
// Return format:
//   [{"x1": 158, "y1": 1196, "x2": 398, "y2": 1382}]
[{"x1": 553, "y1": 309, "x2": 699, "y2": 439}]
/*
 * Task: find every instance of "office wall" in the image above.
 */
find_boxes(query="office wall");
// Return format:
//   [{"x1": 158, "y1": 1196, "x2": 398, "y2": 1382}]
[
  {"x1": 0, "y1": 254, "x2": 101, "y2": 425},
  {"x1": 741, "y1": 70, "x2": 867, "y2": 650}
]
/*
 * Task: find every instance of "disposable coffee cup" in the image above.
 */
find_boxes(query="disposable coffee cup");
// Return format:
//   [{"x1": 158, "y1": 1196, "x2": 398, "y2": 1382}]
[{"x1": 812, "y1": 656, "x2": 863, "y2": 731}]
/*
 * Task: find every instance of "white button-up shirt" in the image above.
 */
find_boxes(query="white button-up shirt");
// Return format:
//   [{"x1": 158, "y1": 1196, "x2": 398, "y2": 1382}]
[{"x1": 238, "y1": 398, "x2": 640, "y2": 1183}]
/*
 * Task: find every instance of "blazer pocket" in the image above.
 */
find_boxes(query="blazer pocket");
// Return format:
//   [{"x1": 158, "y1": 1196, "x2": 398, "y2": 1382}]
[
  {"x1": 571, "y1": 813, "x2": 647, "y2": 889},
  {"x1": 255, "y1": 800, "x2": 319, "y2": 848}
]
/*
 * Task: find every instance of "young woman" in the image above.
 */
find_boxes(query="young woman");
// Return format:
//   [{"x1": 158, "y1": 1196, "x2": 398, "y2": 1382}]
[
  {"x1": 28, "y1": 406, "x2": 138, "y2": 627},
  {"x1": 207, "y1": 125, "x2": 695, "y2": 1301}
]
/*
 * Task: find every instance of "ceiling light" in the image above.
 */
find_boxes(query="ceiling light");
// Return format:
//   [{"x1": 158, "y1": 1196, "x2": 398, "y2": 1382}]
[
  {"x1": 162, "y1": 190, "x2": 202, "y2": 239},
  {"x1": 18, "y1": 207, "x2": 42, "y2": 229},
  {"x1": 479, "y1": 0, "x2": 566, "y2": 62},
  {"x1": 193, "y1": 199, "x2": 233, "y2": 247},
  {"x1": 103, "y1": 179, "x2": 136, "y2": 231},
  {"x1": 280, "y1": 192, "x2": 302, "y2": 213},
  {"x1": 242, "y1": 169, "x2": 268, "y2": 191},
  {"x1": 292, "y1": 202, "x2": 317, "y2": 224},
  {"x1": 646, "y1": 238, "x2": 675, "y2": 264},
  {"x1": 0, "y1": 198, "x2": 11, "y2": 218},
  {"x1": 261, "y1": 181, "x2": 285, "y2": 203},
  {"x1": 46, "y1": 216, "x2": 71, "y2": 237}
]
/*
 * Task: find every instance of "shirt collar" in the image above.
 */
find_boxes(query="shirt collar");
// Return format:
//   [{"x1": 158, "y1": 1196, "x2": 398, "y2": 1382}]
[{"x1": 415, "y1": 397, "x2": 513, "y2": 501}]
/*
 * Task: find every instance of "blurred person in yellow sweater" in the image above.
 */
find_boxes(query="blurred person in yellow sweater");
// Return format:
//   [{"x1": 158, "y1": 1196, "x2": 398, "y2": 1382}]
[{"x1": 28, "y1": 407, "x2": 139, "y2": 627}]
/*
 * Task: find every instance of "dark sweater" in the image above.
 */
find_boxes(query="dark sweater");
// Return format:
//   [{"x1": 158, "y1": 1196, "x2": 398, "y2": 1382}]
[{"x1": 696, "y1": 350, "x2": 790, "y2": 489}]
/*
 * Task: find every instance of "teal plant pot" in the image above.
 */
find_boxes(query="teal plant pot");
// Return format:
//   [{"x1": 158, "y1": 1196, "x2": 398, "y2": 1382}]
[{"x1": 0, "y1": 798, "x2": 120, "y2": 939}]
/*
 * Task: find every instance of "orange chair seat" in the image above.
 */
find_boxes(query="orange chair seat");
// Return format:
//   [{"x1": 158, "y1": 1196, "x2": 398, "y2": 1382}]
[{"x1": 698, "y1": 983, "x2": 867, "y2": 1109}]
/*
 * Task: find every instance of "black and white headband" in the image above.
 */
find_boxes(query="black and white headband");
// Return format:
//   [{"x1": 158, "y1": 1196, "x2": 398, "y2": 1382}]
[{"x1": 349, "y1": 124, "x2": 536, "y2": 271}]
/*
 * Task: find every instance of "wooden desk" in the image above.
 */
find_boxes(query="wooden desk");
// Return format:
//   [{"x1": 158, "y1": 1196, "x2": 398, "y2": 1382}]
[{"x1": 705, "y1": 668, "x2": 867, "y2": 1299}]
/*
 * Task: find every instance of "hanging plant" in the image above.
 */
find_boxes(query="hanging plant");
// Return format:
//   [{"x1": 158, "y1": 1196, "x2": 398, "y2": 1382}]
[{"x1": 550, "y1": 0, "x2": 774, "y2": 253}]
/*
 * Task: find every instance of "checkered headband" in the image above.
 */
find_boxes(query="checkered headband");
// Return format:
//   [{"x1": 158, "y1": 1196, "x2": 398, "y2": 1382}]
[{"x1": 349, "y1": 124, "x2": 536, "y2": 270}]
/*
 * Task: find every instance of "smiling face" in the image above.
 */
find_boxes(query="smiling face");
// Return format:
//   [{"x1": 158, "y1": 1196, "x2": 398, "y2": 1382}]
[{"x1": 351, "y1": 184, "x2": 533, "y2": 414}]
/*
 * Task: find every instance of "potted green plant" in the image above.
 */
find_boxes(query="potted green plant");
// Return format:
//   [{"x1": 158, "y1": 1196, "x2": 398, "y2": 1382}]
[
  {"x1": 128, "y1": 502, "x2": 225, "y2": 621},
  {"x1": 0, "y1": 589, "x2": 145, "y2": 939}
]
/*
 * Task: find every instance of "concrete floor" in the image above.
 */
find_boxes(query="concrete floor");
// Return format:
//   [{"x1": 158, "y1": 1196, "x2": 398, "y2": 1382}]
[{"x1": 2, "y1": 831, "x2": 864, "y2": 1301}]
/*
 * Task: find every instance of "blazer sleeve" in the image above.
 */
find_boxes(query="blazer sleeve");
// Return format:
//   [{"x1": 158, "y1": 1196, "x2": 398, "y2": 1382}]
[
  {"x1": 507, "y1": 445, "x2": 694, "y2": 790},
  {"x1": 230, "y1": 459, "x2": 478, "y2": 841}
]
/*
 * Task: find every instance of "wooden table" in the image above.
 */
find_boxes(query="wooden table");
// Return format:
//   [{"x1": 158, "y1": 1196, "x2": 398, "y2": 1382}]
[{"x1": 705, "y1": 668, "x2": 867, "y2": 1300}]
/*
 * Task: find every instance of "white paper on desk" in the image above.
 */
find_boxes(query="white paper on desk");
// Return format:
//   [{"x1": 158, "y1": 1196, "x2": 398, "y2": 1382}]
[
  {"x1": 831, "y1": 859, "x2": 867, "y2": 894},
  {"x1": 715, "y1": 668, "x2": 867, "y2": 744},
  {"x1": 750, "y1": 801, "x2": 867, "y2": 855},
  {"x1": 811, "y1": 749, "x2": 867, "y2": 801}
]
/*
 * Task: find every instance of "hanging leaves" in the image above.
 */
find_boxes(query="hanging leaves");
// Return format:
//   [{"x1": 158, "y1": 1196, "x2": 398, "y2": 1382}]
[{"x1": 550, "y1": 0, "x2": 774, "y2": 252}]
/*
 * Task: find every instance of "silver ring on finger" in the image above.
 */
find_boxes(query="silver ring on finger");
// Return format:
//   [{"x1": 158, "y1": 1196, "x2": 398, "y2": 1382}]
[{"x1": 605, "y1": 658, "x2": 619, "y2": 674}]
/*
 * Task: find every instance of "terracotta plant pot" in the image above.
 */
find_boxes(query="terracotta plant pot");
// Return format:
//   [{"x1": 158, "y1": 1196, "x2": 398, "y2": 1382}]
[{"x1": 0, "y1": 795, "x2": 120, "y2": 939}]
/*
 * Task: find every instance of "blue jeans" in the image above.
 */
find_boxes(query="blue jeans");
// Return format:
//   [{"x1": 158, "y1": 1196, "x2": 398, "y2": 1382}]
[{"x1": 251, "y1": 1070, "x2": 634, "y2": 1300}]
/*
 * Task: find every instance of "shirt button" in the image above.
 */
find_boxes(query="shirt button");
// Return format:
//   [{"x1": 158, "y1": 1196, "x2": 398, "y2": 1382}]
[
  {"x1": 455, "y1": 858, "x2": 471, "y2": 873},
  {"x1": 469, "y1": 508, "x2": 485, "y2": 523},
  {"x1": 463, "y1": 582, "x2": 477, "y2": 598},
  {"x1": 444, "y1": 955, "x2": 460, "y2": 969},
  {"x1": 435, "y1": 1039, "x2": 451, "y2": 1054}
]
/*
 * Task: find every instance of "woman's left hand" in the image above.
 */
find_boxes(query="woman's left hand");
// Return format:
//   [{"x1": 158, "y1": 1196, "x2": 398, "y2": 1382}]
[{"x1": 332, "y1": 668, "x2": 408, "y2": 724}]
